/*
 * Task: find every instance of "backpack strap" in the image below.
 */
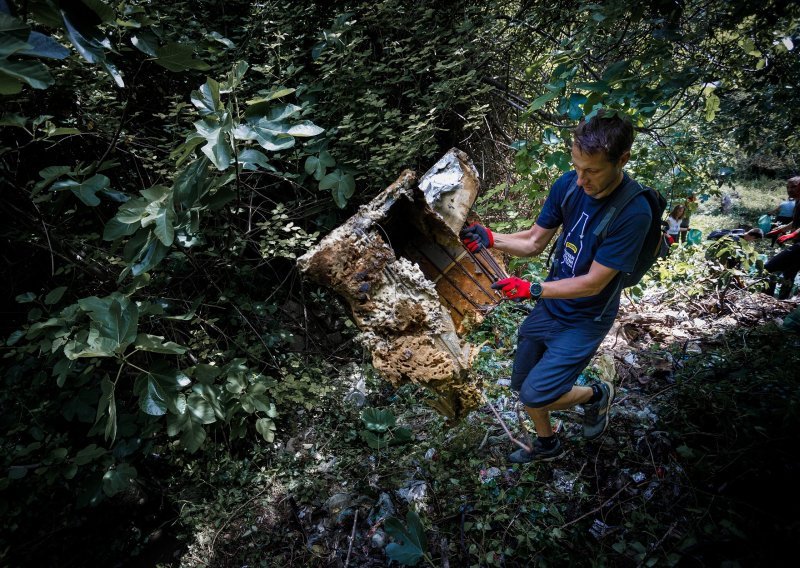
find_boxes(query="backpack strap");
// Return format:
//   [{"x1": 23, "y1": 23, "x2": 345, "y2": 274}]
[
  {"x1": 592, "y1": 177, "x2": 649, "y2": 322},
  {"x1": 594, "y1": 177, "x2": 647, "y2": 240},
  {"x1": 546, "y1": 174, "x2": 580, "y2": 278}
]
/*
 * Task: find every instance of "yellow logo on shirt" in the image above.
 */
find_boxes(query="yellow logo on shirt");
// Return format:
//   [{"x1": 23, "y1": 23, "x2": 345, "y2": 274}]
[{"x1": 565, "y1": 241, "x2": 578, "y2": 254}]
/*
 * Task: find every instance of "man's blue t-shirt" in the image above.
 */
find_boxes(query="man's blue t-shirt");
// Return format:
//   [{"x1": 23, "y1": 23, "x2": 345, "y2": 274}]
[{"x1": 535, "y1": 170, "x2": 651, "y2": 326}]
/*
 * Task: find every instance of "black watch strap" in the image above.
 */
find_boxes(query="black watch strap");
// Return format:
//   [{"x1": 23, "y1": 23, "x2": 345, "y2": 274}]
[{"x1": 530, "y1": 281, "x2": 543, "y2": 300}]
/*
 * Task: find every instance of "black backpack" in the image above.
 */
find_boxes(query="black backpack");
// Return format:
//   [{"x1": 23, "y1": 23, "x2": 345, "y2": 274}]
[{"x1": 549, "y1": 175, "x2": 667, "y2": 318}]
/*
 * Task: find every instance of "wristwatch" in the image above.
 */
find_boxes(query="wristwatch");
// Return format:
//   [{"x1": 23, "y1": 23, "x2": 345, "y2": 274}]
[{"x1": 530, "y1": 281, "x2": 543, "y2": 301}]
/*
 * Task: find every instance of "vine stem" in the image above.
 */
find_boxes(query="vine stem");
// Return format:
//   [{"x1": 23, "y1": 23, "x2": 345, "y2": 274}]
[{"x1": 482, "y1": 390, "x2": 532, "y2": 453}]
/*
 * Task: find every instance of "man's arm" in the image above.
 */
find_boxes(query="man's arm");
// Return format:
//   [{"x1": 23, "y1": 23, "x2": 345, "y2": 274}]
[
  {"x1": 493, "y1": 223, "x2": 558, "y2": 257},
  {"x1": 540, "y1": 261, "x2": 619, "y2": 299}
]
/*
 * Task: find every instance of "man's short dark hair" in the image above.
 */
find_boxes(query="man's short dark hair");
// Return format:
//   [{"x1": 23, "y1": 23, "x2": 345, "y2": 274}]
[{"x1": 574, "y1": 109, "x2": 634, "y2": 163}]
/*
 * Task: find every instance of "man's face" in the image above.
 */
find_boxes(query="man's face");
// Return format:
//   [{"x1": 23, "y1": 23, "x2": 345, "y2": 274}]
[{"x1": 571, "y1": 143, "x2": 630, "y2": 199}]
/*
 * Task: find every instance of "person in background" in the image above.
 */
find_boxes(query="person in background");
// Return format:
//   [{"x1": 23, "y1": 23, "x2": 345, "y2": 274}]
[
  {"x1": 767, "y1": 176, "x2": 800, "y2": 245},
  {"x1": 665, "y1": 204, "x2": 686, "y2": 244},
  {"x1": 765, "y1": 187, "x2": 800, "y2": 299},
  {"x1": 707, "y1": 227, "x2": 764, "y2": 242},
  {"x1": 679, "y1": 194, "x2": 697, "y2": 243}
]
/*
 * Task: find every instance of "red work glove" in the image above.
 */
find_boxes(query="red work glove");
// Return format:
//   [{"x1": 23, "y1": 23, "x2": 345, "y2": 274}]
[
  {"x1": 766, "y1": 228, "x2": 783, "y2": 237},
  {"x1": 459, "y1": 223, "x2": 494, "y2": 253},
  {"x1": 777, "y1": 230, "x2": 800, "y2": 244},
  {"x1": 491, "y1": 277, "x2": 531, "y2": 300}
]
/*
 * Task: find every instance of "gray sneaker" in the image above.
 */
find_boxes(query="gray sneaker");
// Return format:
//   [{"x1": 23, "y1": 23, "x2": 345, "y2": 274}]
[
  {"x1": 583, "y1": 380, "x2": 615, "y2": 440},
  {"x1": 508, "y1": 436, "x2": 565, "y2": 463}
]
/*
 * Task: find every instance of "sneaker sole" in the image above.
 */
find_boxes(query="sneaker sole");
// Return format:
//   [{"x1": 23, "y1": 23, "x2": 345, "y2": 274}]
[{"x1": 585, "y1": 380, "x2": 616, "y2": 441}]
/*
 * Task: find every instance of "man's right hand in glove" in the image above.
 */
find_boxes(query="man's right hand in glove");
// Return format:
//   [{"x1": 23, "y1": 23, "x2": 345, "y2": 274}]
[{"x1": 460, "y1": 223, "x2": 494, "y2": 252}]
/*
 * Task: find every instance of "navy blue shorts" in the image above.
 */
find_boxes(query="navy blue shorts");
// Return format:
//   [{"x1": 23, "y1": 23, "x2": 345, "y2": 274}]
[{"x1": 510, "y1": 303, "x2": 612, "y2": 408}]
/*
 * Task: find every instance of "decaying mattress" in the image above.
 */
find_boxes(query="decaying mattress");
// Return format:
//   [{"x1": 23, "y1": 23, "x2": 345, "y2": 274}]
[{"x1": 298, "y1": 149, "x2": 506, "y2": 420}]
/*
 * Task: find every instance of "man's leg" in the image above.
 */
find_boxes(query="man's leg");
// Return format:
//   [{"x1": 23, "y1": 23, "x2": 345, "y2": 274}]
[
  {"x1": 509, "y1": 318, "x2": 612, "y2": 462},
  {"x1": 525, "y1": 386, "x2": 594, "y2": 437},
  {"x1": 766, "y1": 244, "x2": 800, "y2": 298}
]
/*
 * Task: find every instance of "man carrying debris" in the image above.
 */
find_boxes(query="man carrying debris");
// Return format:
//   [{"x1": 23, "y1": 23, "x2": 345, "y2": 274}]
[{"x1": 461, "y1": 110, "x2": 651, "y2": 463}]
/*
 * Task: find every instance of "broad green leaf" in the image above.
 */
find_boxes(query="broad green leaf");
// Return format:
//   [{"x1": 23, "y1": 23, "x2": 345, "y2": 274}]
[
  {"x1": 209, "y1": 31, "x2": 235, "y2": 49},
  {"x1": 704, "y1": 93, "x2": 720, "y2": 122},
  {"x1": 241, "y1": 119, "x2": 296, "y2": 151},
  {"x1": 187, "y1": 391, "x2": 217, "y2": 424},
  {"x1": 15, "y1": 292, "x2": 36, "y2": 303},
  {"x1": 0, "y1": 59, "x2": 54, "y2": 90},
  {"x1": 130, "y1": 30, "x2": 159, "y2": 57},
  {"x1": 44, "y1": 286, "x2": 67, "y2": 305},
  {"x1": 360, "y1": 430, "x2": 388, "y2": 449},
  {"x1": 602, "y1": 60, "x2": 629, "y2": 81},
  {"x1": 79, "y1": 295, "x2": 139, "y2": 349},
  {"x1": 133, "y1": 333, "x2": 186, "y2": 354},
  {"x1": 103, "y1": 217, "x2": 139, "y2": 241},
  {"x1": 61, "y1": 7, "x2": 124, "y2": 87},
  {"x1": 220, "y1": 60, "x2": 248, "y2": 92},
  {"x1": 0, "y1": 35, "x2": 30, "y2": 58},
  {"x1": 18, "y1": 31, "x2": 70, "y2": 59},
  {"x1": 98, "y1": 374, "x2": 117, "y2": 442},
  {"x1": 545, "y1": 151, "x2": 571, "y2": 172},
  {"x1": 245, "y1": 87, "x2": 295, "y2": 106},
  {"x1": 0, "y1": 113, "x2": 27, "y2": 128},
  {"x1": 173, "y1": 157, "x2": 212, "y2": 208},
  {"x1": 385, "y1": 511, "x2": 428, "y2": 566},
  {"x1": 6, "y1": 329, "x2": 24, "y2": 346},
  {"x1": 361, "y1": 407, "x2": 396, "y2": 432},
  {"x1": 135, "y1": 374, "x2": 168, "y2": 415},
  {"x1": 190, "y1": 78, "x2": 222, "y2": 115},
  {"x1": 265, "y1": 103, "x2": 302, "y2": 122},
  {"x1": 238, "y1": 148, "x2": 276, "y2": 171},
  {"x1": 131, "y1": 238, "x2": 170, "y2": 276},
  {"x1": 102, "y1": 462, "x2": 137, "y2": 497},
  {"x1": 528, "y1": 90, "x2": 559, "y2": 111},
  {"x1": 255, "y1": 418, "x2": 276, "y2": 442},
  {"x1": 286, "y1": 120, "x2": 324, "y2": 137},
  {"x1": 0, "y1": 13, "x2": 29, "y2": 40},
  {"x1": 34, "y1": 165, "x2": 72, "y2": 193},
  {"x1": 154, "y1": 206, "x2": 175, "y2": 245},
  {"x1": 320, "y1": 169, "x2": 356, "y2": 208},
  {"x1": 168, "y1": 412, "x2": 206, "y2": 453},
  {"x1": 194, "y1": 116, "x2": 233, "y2": 170},
  {"x1": 0, "y1": 73, "x2": 23, "y2": 94},
  {"x1": 171, "y1": 132, "x2": 206, "y2": 166},
  {"x1": 318, "y1": 150, "x2": 336, "y2": 168},
  {"x1": 63, "y1": 331, "x2": 118, "y2": 359},
  {"x1": 245, "y1": 99, "x2": 300, "y2": 120},
  {"x1": 304, "y1": 155, "x2": 320, "y2": 176},
  {"x1": 225, "y1": 372, "x2": 247, "y2": 394},
  {"x1": 8, "y1": 466, "x2": 27, "y2": 480},
  {"x1": 81, "y1": 0, "x2": 116, "y2": 23},
  {"x1": 51, "y1": 174, "x2": 111, "y2": 206},
  {"x1": 192, "y1": 363, "x2": 222, "y2": 384},
  {"x1": 154, "y1": 42, "x2": 210, "y2": 72},
  {"x1": 74, "y1": 444, "x2": 106, "y2": 466}
]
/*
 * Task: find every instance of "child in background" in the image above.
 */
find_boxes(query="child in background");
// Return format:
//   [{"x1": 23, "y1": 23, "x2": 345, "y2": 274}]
[{"x1": 666, "y1": 204, "x2": 686, "y2": 244}]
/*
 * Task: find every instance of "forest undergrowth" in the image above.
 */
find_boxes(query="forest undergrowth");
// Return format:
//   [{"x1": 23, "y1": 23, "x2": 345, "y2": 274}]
[{"x1": 84, "y1": 181, "x2": 798, "y2": 568}]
